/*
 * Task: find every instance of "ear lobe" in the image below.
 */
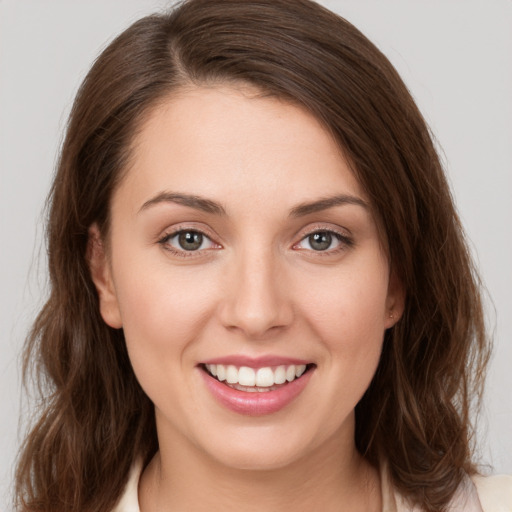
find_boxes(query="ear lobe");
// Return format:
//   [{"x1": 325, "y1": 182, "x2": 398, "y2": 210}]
[
  {"x1": 385, "y1": 270, "x2": 405, "y2": 329},
  {"x1": 87, "y1": 224, "x2": 123, "y2": 329}
]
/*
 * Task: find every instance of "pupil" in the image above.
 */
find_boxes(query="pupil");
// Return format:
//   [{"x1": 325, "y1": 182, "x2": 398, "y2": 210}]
[
  {"x1": 178, "y1": 231, "x2": 203, "y2": 251},
  {"x1": 310, "y1": 232, "x2": 332, "y2": 251}
]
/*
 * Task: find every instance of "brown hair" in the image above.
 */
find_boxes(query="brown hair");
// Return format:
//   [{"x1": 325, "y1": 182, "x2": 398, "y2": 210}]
[{"x1": 15, "y1": 1, "x2": 490, "y2": 511}]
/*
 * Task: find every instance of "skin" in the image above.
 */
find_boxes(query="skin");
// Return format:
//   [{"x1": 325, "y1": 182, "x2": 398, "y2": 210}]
[{"x1": 89, "y1": 85, "x2": 404, "y2": 511}]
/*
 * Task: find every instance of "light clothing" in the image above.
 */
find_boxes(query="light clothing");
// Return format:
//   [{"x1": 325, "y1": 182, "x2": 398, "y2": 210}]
[
  {"x1": 472, "y1": 474, "x2": 512, "y2": 512},
  {"x1": 112, "y1": 459, "x2": 142, "y2": 512},
  {"x1": 112, "y1": 459, "x2": 512, "y2": 511}
]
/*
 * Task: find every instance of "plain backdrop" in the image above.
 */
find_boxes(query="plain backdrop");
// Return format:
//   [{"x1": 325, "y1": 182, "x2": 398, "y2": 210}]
[{"x1": 1, "y1": 0, "x2": 511, "y2": 509}]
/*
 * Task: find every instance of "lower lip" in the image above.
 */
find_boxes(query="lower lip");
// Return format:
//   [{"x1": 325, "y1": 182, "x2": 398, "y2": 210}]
[{"x1": 200, "y1": 368, "x2": 314, "y2": 416}]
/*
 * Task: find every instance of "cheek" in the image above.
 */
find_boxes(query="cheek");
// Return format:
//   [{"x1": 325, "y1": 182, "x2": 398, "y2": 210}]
[
  {"x1": 112, "y1": 263, "x2": 225, "y2": 425},
  {"x1": 300, "y1": 252, "x2": 389, "y2": 337},
  {"x1": 296, "y1": 252, "x2": 389, "y2": 389},
  {"x1": 111, "y1": 259, "x2": 218, "y2": 381}
]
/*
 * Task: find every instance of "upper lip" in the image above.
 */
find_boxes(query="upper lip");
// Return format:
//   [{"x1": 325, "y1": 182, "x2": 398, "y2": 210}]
[{"x1": 200, "y1": 355, "x2": 312, "y2": 368}]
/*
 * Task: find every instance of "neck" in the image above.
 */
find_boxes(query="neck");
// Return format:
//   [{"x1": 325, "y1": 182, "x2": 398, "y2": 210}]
[{"x1": 139, "y1": 422, "x2": 381, "y2": 512}]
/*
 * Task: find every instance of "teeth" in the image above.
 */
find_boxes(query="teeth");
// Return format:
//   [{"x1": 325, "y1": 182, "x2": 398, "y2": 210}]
[
  {"x1": 274, "y1": 366, "x2": 286, "y2": 384},
  {"x1": 226, "y1": 365, "x2": 238, "y2": 384},
  {"x1": 238, "y1": 367, "x2": 256, "y2": 386},
  {"x1": 204, "y1": 363, "x2": 308, "y2": 388},
  {"x1": 256, "y1": 367, "x2": 274, "y2": 387},
  {"x1": 216, "y1": 364, "x2": 226, "y2": 381}
]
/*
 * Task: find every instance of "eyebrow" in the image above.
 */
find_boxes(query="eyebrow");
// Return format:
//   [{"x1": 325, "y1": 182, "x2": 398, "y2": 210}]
[
  {"x1": 289, "y1": 194, "x2": 368, "y2": 217},
  {"x1": 139, "y1": 191, "x2": 368, "y2": 217},
  {"x1": 139, "y1": 192, "x2": 227, "y2": 215}
]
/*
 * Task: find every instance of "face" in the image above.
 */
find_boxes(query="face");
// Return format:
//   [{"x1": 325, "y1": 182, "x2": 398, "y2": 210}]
[{"x1": 90, "y1": 85, "x2": 403, "y2": 471}]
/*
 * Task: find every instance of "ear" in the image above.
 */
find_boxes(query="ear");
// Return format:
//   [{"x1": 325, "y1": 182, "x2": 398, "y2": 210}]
[
  {"x1": 87, "y1": 224, "x2": 123, "y2": 329},
  {"x1": 384, "y1": 270, "x2": 405, "y2": 329}
]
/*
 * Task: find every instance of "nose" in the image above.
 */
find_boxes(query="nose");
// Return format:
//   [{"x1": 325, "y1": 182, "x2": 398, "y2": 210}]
[{"x1": 218, "y1": 247, "x2": 294, "y2": 339}]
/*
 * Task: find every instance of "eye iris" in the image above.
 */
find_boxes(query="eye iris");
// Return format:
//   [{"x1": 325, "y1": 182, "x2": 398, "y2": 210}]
[
  {"x1": 178, "y1": 231, "x2": 203, "y2": 251},
  {"x1": 309, "y1": 232, "x2": 332, "y2": 251}
]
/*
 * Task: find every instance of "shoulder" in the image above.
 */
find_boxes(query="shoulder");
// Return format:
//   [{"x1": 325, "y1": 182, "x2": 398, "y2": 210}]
[
  {"x1": 472, "y1": 474, "x2": 512, "y2": 512},
  {"x1": 111, "y1": 459, "x2": 142, "y2": 512}
]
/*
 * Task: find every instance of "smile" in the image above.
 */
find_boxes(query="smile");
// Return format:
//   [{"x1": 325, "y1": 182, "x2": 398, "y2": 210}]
[
  {"x1": 199, "y1": 360, "x2": 315, "y2": 415},
  {"x1": 204, "y1": 363, "x2": 308, "y2": 391}
]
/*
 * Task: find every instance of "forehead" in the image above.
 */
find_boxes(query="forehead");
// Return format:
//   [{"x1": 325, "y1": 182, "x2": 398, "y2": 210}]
[{"x1": 115, "y1": 85, "x2": 366, "y2": 215}]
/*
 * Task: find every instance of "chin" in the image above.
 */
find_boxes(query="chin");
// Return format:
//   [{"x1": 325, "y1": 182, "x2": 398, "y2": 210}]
[{"x1": 197, "y1": 423, "x2": 321, "y2": 472}]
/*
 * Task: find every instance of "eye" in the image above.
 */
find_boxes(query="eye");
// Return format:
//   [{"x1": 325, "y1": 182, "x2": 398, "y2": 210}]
[
  {"x1": 160, "y1": 229, "x2": 217, "y2": 252},
  {"x1": 294, "y1": 230, "x2": 352, "y2": 252}
]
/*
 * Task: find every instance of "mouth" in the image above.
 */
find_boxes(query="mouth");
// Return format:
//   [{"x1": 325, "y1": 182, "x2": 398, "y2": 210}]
[
  {"x1": 201, "y1": 363, "x2": 315, "y2": 392},
  {"x1": 199, "y1": 361, "x2": 316, "y2": 415}
]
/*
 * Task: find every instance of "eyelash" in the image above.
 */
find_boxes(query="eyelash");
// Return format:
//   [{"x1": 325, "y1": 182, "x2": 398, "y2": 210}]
[
  {"x1": 157, "y1": 226, "x2": 354, "y2": 258},
  {"x1": 293, "y1": 227, "x2": 354, "y2": 255},
  {"x1": 158, "y1": 227, "x2": 220, "y2": 258}
]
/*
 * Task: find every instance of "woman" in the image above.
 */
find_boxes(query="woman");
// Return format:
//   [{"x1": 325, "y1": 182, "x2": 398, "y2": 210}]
[{"x1": 14, "y1": 0, "x2": 511, "y2": 511}]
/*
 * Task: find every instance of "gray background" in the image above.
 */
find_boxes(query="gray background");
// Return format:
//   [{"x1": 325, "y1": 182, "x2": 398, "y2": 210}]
[{"x1": 1, "y1": 0, "x2": 511, "y2": 509}]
